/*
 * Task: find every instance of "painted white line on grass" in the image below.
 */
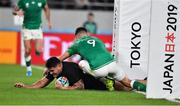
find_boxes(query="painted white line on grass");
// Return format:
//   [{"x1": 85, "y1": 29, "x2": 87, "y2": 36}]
[
  {"x1": 133, "y1": 90, "x2": 146, "y2": 95},
  {"x1": 32, "y1": 65, "x2": 44, "y2": 71},
  {"x1": 134, "y1": 90, "x2": 180, "y2": 104},
  {"x1": 166, "y1": 98, "x2": 180, "y2": 104}
]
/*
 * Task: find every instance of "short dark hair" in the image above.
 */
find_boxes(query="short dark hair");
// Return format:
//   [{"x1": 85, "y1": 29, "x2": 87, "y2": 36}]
[
  {"x1": 75, "y1": 27, "x2": 88, "y2": 35},
  {"x1": 45, "y1": 57, "x2": 61, "y2": 69},
  {"x1": 88, "y1": 12, "x2": 94, "y2": 16}
]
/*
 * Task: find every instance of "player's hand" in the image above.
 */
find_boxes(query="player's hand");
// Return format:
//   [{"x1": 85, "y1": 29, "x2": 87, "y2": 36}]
[
  {"x1": 43, "y1": 68, "x2": 49, "y2": 76},
  {"x1": 16, "y1": 10, "x2": 24, "y2": 16},
  {"x1": 55, "y1": 81, "x2": 63, "y2": 89},
  {"x1": 14, "y1": 83, "x2": 24, "y2": 88}
]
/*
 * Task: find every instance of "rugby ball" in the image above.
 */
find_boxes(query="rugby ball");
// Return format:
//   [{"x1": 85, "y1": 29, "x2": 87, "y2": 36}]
[{"x1": 56, "y1": 76, "x2": 69, "y2": 87}]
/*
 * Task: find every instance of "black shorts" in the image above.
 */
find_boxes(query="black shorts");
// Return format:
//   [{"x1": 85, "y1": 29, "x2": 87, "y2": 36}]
[{"x1": 82, "y1": 74, "x2": 107, "y2": 90}]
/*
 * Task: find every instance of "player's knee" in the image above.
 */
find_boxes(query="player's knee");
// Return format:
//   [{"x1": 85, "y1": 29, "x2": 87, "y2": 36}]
[{"x1": 25, "y1": 47, "x2": 31, "y2": 54}]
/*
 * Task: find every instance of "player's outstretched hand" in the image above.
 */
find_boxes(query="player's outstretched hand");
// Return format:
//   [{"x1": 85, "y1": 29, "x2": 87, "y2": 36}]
[
  {"x1": 55, "y1": 80, "x2": 63, "y2": 89},
  {"x1": 14, "y1": 83, "x2": 24, "y2": 88},
  {"x1": 43, "y1": 68, "x2": 49, "y2": 76},
  {"x1": 16, "y1": 10, "x2": 24, "y2": 16}
]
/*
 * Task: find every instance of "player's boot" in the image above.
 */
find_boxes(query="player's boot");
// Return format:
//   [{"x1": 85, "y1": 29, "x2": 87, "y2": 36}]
[
  {"x1": 26, "y1": 67, "x2": 32, "y2": 77},
  {"x1": 104, "y1": 76, "x2": 115, "y2": 91},
  {"x1": 26, "y1": 71, "x2": 32, "y2": 77}
]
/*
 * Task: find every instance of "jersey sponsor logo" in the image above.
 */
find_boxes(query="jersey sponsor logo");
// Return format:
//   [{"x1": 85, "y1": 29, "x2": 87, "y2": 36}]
[{"x1": 38, "y1": 2, "x2": 42, "y2": 7}]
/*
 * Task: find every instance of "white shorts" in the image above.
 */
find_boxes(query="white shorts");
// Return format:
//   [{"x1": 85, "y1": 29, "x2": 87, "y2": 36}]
[
  {"x1": 78, "y1": 60, "x2": 126, "y2": 81},
  {"x1": 22, "y1": 28, "x2": 43, "y2": 40}
]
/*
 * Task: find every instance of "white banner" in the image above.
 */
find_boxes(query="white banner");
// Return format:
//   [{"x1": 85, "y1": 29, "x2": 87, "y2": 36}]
[
  {"x1": 115, "y1": 0, "x2": 151, "y2": 79},
  {"x1": 147, "y1": 0, "x2": 180, "y2": 99}
]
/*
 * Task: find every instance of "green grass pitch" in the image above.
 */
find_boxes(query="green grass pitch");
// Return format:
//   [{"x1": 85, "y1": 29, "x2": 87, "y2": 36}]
[{"x1": 0, "y1": 64, "x2": 179, "y2": 105}]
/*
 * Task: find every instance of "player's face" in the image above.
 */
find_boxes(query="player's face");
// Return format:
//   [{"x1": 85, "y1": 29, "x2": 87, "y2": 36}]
[
  {"x1": 49, "y1": 64, "x2": 62, "y2": 77},
  {"x1": 88, "y1": 15, "x2": 94, "y2": 22}
]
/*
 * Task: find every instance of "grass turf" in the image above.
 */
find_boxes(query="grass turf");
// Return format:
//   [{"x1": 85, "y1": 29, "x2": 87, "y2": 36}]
[{"x1": 0, "y1": 64, "x2": 179, "y2": 105}]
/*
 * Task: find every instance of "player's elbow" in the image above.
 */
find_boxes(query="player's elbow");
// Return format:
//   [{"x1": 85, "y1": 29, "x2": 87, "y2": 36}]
[{"x1": 12, "y1": 11, "x2": 17, "y2": 15}]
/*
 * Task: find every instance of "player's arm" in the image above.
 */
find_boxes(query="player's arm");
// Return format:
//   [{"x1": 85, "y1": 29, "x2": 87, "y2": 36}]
[
  {"x1": 43, "y1": 4, "x2": 52, "y2": 29},
  {"x1": 14, "y1": 77, "x2": 52, "y2": 89},
  {"x1": 56, "y1": 79, "x2": 84, "y2": 90},
  {"x1": 12, "y1": 0, "x2": 24, "y2": 16},
  {"x1": 58, "y1": 43, "x2": 78, "y2": 61},
  {"x1": 58, "y1": 52, "x2": 71, "y2": 61}
]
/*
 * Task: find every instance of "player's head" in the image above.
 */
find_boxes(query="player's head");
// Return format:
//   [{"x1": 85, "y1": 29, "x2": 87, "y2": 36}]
[
  {"x1": 45, "y1": 57, "x2": 62, "y2": 77},
  {"x1": 75, "y1": 27, "x2": 88, "y2": 39},
  {"x1": 87, "y1": 12, "x2": 94, "y2": 22}
]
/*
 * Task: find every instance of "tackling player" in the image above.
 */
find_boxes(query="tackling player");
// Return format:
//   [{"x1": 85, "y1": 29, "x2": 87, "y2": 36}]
[
  {"x1": 59, "y1": 27, "x2": 146, "y2": 92},
  {"x1": 13, "y1": 0, "x2": 52, "y2": 76}
]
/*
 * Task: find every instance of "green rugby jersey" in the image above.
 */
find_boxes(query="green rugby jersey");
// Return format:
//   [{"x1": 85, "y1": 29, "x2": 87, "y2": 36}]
[
  {"x1": 68, "y1": 36, "x2": 114, "y2": 70},
  {"x1": 18, "y1": 0, "x2": 46, "y2": 29}
]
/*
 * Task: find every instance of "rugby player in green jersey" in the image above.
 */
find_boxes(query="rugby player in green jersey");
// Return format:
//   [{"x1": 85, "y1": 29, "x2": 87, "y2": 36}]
[
  {"x1": 59, "y1": 27, "x2": 146, "y2": 92},
  {"x1": 13, "y1": 0, "x2": 52, "y2": 76}
]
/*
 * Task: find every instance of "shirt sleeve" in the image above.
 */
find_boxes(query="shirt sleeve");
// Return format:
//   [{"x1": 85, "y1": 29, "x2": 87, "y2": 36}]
[{"x1": 67, "y1": 42, "x2": 78, "y2": 56}]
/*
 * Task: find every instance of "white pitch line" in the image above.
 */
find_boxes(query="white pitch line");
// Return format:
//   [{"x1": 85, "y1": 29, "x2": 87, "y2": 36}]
[
  {"x1": 32, "y1": 65, "x2": 44, "y2": 71},
  {"x1": 134, "y1": 90, "x2": 180, "y2": 104},
  {"x1": 166, "y1": 98, "x2": 180, "y2": 104},
  {"x1": 133, "y1": 90, "x2": 146, "y2": 95}
]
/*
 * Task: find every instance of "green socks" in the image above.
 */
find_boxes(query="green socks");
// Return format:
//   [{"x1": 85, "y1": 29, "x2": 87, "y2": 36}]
[{"x1": 132, "y1": 80, "x2": 146, "y2": 92}]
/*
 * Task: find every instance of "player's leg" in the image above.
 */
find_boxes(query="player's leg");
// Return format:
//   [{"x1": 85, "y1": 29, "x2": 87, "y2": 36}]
[
  {"x1": 24, "y1": 39, "x2": 32, "y2": 76},
  {"x1": 33, "y1": 28, "x2": 43, "y2": 56},
  {"x1": 114, "y1": 80, "x2": 132, "y2": 91},
  {"x1": 78, "y1": 60, "x2": 95, "y2": 76},
  {"x1": 117, "y1": 77, "x2": 146, "y2": 92},
  {"x1": 93, "y1": 62, "x2": 120, "y2": 91},
  {"x1": 22, "y1": 29, "x2": 33, "y2": 76},
  {"x1": 79, "y1": 60, "x2": 114, "y2": 91},
  {"x1": 114, "y1": 64, "x2": 146, "y2": 92}
]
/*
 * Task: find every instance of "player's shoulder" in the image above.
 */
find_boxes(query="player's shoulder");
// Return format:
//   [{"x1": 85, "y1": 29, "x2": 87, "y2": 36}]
[
  {"x1": 62, "y1": 62, "x2": 79, "y2": 67},
  {"x1": 74, "y1": 37, "x2": 88, "y2": 44},
  {"x1": 18, "y1": 0, "x2": 24, "y2": 3},
  {"x1": 62, "y1": 62, "x2": 82, "y2": 74},
  {"x1": 88, "y1": 36, "x2": 99, "y2": 41},
  {"x1": 83, "y1": 21, "x2": 87, "y2": 24}
]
